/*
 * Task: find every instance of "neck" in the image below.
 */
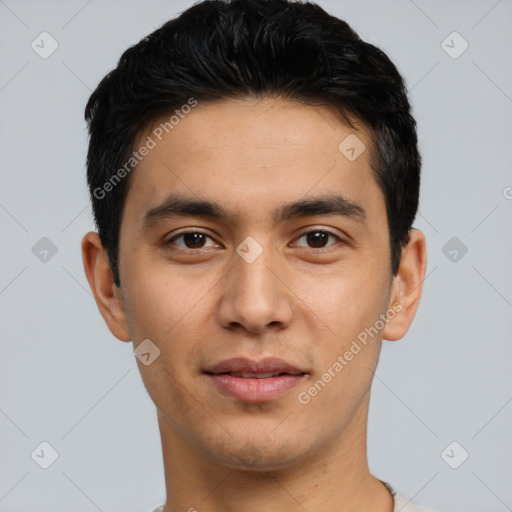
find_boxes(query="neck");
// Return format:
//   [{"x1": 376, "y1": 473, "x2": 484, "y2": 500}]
[{"x1": 156, "y1": 392, "x2": 394, "y2": 512}]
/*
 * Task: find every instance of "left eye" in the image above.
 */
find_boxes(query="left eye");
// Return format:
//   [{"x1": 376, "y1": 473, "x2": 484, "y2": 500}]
[{"x1": 293, "y1": 230, "x2": 342, "y2": 249}]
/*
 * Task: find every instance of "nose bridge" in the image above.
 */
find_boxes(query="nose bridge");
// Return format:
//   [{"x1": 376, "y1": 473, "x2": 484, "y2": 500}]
[
  {"x1": 236, "y1": 243, "x2": 273, "y2": 294},
  {"x1": 234, "y1": 235, "x2": 278, "y2": 306},
  {"x1": 219, "y1": 235, "x2": 292, "y2": 332}
]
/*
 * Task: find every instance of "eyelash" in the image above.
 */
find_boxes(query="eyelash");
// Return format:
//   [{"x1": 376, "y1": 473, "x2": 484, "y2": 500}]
[{"x1": 165, "y1": 229, "x2": 345, "y2": 252}]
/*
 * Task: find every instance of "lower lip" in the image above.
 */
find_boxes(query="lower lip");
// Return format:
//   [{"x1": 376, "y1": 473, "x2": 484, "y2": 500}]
[{"x1": 206, "y1": 373, "x2": 307, "y2": 403}]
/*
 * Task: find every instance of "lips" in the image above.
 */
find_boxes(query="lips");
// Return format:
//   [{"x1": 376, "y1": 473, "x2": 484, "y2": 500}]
[
  {"x1": 204, "y1": 357, "x2": 308, "y2": 403},
  {"x1": 204, "y1": 357, "x2": 306, "y2": 377},
  {"x1": 223, "y1": 371, "x2": 300, "y2": 379}
]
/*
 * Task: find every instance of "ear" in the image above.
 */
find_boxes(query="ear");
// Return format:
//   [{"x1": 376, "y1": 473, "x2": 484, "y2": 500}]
[
  {"x1": 382, "y1": 229, "x2": 427, "y2": 341},
  {"x1": 81, "y1": 231, "x2": 131, "y2": 342}
]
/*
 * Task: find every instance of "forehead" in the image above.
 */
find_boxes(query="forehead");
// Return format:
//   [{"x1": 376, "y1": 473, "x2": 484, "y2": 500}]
[
  {"x1": 124, "y1": 97, "x2": 384, "y2": 227},
  {"x1": 141, "y1": 97, "x2": 371, "y2": 168}
]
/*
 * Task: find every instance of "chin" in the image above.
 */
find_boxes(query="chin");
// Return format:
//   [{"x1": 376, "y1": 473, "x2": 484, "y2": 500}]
[{"x1": 205, "y1": 435, "x2": 310, "y2": 472}]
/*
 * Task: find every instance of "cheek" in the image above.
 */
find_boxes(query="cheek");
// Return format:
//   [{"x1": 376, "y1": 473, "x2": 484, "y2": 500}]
[
  {"x1": 296, "y1": 272, "x2": 387, "y2": 422},
  {"x1": 122, "y1": 259, "x2": 201, "y2": 339},
  {"x1": 122, "y1": 264, "x2": 212, "y2": 382},
  {"x1": 301, "y1": 264, "x2": 390, "y2": 345},
  {"x1": 123, "y1": 272, "x2": 200, "y2": 415}
]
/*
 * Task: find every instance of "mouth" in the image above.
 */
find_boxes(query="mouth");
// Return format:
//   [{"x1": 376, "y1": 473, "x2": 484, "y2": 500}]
[
  {"x1": 203, "y1": 357, "x2": 308, "y2": 403},
  {"x1": 211, "y1": 371, "x2": 306, "y2": 379}
]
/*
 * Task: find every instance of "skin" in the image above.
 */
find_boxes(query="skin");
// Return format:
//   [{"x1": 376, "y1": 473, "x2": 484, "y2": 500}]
[{"x1": 82, "y1": 97, "x2": 427, "y2": 512}]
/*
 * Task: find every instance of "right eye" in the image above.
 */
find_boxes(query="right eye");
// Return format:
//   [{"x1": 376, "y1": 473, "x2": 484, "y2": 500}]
[{"x1": 164, "y1": 231, "x2": 220, "y2": 251}]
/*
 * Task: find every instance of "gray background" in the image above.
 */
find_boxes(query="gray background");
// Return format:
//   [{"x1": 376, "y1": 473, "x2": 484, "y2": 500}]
[{"x1": 0, "y1": 0, "x2": 511, "y2": 510}]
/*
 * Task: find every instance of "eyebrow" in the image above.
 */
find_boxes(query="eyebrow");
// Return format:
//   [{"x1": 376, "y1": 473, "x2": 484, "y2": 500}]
[{"x1": 142, "y1": 192, "x2": 366, "y2": 229}]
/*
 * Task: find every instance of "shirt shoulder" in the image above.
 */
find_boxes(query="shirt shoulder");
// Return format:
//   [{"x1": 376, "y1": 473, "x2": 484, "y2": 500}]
[{"x1": 381, "y1": 480, "x2": 438, "y2": 512}]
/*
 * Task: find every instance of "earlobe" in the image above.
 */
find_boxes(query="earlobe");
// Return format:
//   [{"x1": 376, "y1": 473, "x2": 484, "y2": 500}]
[
  {"x1": 81, "y1": 232, "x2": 131, "y2": 342},
  {"x1": 382, "y1": 229, "x2": 427, "y2": 341}
]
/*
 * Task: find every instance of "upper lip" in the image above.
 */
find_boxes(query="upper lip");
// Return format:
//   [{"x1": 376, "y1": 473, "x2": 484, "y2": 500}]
[{"x1": 204, "y1": 357, "x2": 306, "y2": 375}]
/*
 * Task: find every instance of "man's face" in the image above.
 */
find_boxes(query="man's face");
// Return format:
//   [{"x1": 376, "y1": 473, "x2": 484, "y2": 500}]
[{"x1": 115, "y1": 97, "x2": 397, "y2": 469}]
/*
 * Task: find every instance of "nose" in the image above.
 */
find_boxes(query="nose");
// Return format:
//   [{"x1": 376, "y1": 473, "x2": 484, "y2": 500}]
[{"x1": 217, "y1": 241, "x2": 293, "y2": 334}]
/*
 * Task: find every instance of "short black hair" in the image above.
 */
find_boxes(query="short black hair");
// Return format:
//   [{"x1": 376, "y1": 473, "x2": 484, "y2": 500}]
[{"x1": 85, "y1": 0, "x2": 421, "y2": 287}]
